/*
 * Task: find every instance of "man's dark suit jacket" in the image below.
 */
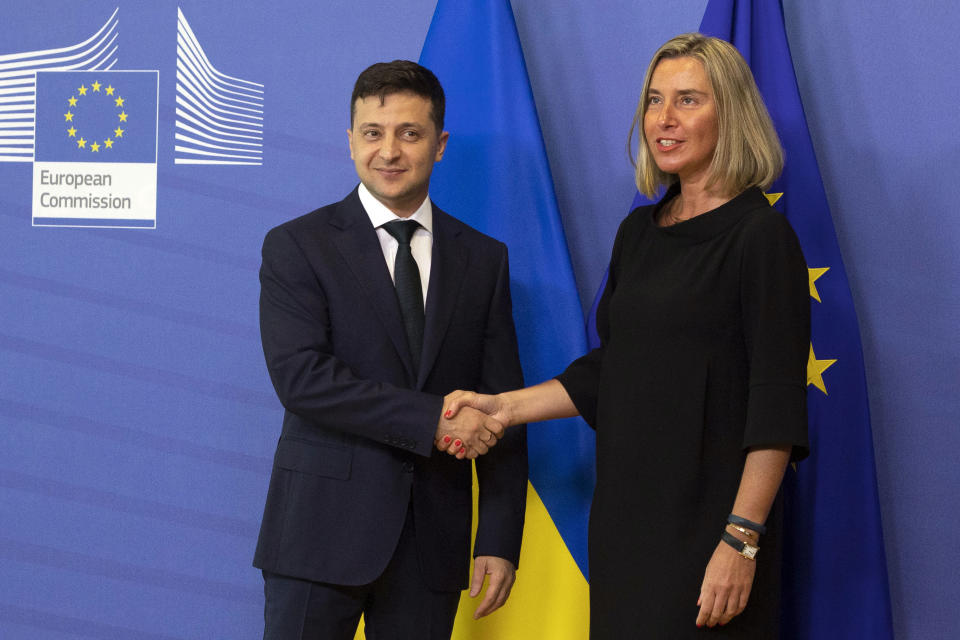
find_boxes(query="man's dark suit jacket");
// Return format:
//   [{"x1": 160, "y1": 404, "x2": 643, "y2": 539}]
[{"x1": 253, "y1": 188, "x2": 527, "y2": 592}]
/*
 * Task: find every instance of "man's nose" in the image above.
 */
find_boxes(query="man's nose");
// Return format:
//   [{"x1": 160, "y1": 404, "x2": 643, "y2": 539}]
[{"x1": 378, "y1": 134, "x2": 401, "y2": 160}]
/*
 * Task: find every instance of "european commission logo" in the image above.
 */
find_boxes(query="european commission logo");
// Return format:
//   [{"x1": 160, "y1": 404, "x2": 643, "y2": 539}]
[
  {"x1": 32, "y1": 70, "x2": 159, "y2": 228},
  {"x1": 1, "y1": 6, "x2": 266, "y2": 230}
]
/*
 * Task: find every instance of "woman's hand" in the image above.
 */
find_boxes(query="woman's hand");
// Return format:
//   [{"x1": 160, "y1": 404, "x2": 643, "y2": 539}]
[
  {"x1": 443, "y1": 390, "x2": 510, "y2": 425},
  {"x1": 695, "y1": 446, "x2": 790, "y2": 626},
  {"x1": 439, "y1": 391, "x2": 511, "y2": 459},
  {"x1": 696, "y1": 540, "x2": 756, "y2": 628},
  {"x1": 437, "y1": 380, "x2": 580, "y2": 458}
]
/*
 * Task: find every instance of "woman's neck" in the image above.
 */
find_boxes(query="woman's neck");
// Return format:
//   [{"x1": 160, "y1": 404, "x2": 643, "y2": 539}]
[{"x1": 663, "y1": 178, "x2": 734, "y2": 225}]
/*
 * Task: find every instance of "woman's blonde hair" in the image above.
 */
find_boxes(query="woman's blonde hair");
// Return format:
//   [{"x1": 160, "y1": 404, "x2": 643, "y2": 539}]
[{"x1": 630, "y1": 33, "x2": 784, "y2": 197}]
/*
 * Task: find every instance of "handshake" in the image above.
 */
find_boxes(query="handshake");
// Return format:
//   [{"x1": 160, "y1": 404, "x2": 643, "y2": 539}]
[{"x1": 434, "y1": 390, "x2": 511, "y2": 460}]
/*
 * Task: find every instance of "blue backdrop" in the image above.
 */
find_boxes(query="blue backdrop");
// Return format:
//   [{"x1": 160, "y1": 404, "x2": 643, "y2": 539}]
[{"x1": 1, "y1": 2, "x2": 957, "y2": 639}]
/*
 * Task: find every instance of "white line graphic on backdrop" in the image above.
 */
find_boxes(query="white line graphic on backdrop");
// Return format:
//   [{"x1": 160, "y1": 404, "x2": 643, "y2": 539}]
[
  {"x1": 0, "y1": 9, "x2": 119, "y2": 163},
  {"x1": 175, "y1": 8, "x2": 264, "y2": 165}
]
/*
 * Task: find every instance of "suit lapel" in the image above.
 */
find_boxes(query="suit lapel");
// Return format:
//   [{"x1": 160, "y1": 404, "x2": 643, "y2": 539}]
[
  {"x1": 329, "y1": 190, "x2": 415, "y2": 381},
  {"x1": 418, "y1": 207, "x2": 467, "y2": 389}
]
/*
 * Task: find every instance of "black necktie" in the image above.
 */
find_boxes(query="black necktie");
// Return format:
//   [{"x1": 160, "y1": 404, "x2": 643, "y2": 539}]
[{"x1": 382, "y1": 220, "x2": 424, "y2": 374}]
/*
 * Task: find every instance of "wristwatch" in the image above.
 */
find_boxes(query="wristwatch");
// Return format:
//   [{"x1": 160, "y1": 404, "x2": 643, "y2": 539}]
[{"x1": 721, "y1": 531, "x2": 758, "y2": 560}]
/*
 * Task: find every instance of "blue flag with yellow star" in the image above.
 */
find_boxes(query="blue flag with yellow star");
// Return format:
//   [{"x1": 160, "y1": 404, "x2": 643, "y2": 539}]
[
  {"x1": 35, "y1": 71, "x2": 157, "y2": 163},
  {"x1": 698, "y1": 1, "x2": 894, "y2": 637}
]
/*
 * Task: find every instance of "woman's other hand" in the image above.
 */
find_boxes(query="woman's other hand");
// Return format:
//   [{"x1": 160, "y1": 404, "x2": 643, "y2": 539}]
[{"x1": 696, "y1": 539, "x2": 756, "y2": 628}]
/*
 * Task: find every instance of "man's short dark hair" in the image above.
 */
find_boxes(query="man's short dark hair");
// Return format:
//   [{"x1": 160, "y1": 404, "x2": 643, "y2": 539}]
[{"x1": 350, "y1": 60, "x2": 445, "y2": 133}]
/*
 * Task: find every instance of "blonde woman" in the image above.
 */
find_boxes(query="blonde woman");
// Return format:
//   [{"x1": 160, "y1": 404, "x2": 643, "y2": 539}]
[{"x1": 441, "y1": 33, "x2": 809, "y2": 639}]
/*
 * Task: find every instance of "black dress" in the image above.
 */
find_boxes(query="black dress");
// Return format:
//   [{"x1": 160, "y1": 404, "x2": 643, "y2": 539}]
[{"x1": 557, "y1": 185, "x2": 810, "y2": 639}]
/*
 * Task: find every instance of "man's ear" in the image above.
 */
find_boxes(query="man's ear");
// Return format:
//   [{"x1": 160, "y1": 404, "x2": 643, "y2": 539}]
[{"x1": 435, "y1": 130, "x2": 450, "y2": 161}]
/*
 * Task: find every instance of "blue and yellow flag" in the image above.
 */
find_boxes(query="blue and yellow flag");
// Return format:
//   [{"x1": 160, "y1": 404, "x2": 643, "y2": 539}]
[
  {"x1": 697, "y1": 1, "x2": 894, "y2": 637},
  {"x1": 420, "y1": 0, "x2": 593, "y2": 637}
]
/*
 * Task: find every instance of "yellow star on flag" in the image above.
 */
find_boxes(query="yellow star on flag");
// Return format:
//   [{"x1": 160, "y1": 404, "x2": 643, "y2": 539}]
[
  {"x1": 77, "y1": 137, "x2": 87, "y2": 149},
  {"x1": 90, "y1": 141, "x2": 100, "y2": 152},
  {"x1": 67, "y1": 127, "x2": 77, "y2": 137},
  {"x1": 808, "y1": 267, "x2": 830, "y2": 302},
  {"x1": 91, "y1": 81, "x2": 101, "y2": 92},
  {"x1": 114, "y1": 127, "x2": 125, "y2": 138},
  {"x1": 104, "y1": 138, "x2": 114, "y2": 149},
  {"x1": 807, "y1": 343, "x2": 837, "y2": 395},
  {"x1": 68, "y1": 96, "x2": 78, "y2": 107},
  {"x1": 78, "y1": 85, "x2": 88, "y2": 96},
  {"x1": 114, "y1": 96, "x2": 124, "y2": 107},
  {"x1": 765, "y1": 192, "x2": 784, "y2": 206},
  {"x1": 105, "y1": 85, "x2": 115, "y2": 95},
  {"x1": 118, "y1": 111, "x2": 128, "y2": 122},
  {"x1": 64, "y1": 111, "x2": 74, "y2": 122}
]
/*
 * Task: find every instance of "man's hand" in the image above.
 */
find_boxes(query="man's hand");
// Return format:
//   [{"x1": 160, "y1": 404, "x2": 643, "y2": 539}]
[
  {"x1": 435, "y1": 398, "x2": 504, "y2": 459},
  {"x1": 470, "y1": 556, "x2": 516, "y2": 619}
]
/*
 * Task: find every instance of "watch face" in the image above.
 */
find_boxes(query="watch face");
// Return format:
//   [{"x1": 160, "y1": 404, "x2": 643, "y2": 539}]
[{"x1": 742, "y1": 544, "x2": 758, "y2": 560}]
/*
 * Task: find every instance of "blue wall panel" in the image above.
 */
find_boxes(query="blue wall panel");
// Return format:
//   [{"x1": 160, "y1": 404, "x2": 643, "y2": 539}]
[{"x1": 1, "y1": 1, "x2": 957, "y2": 638}]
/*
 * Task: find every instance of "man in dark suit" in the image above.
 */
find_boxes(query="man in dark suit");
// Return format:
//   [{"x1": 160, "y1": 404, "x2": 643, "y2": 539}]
[{"x1": 254, "y1": 60, "x2": 527, "y2": 640}]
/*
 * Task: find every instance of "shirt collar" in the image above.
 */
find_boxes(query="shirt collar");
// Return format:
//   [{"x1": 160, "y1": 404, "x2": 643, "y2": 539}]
[{"x1": 358, "y1": 183, "x2": 433, "y2": 234}]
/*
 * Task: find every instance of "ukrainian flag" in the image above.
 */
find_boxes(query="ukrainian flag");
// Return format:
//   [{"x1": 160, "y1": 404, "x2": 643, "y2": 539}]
[
  {"x1": 422, "y1": 0, "x2": 593, "y2": 637},
  {"x1": 353, "y1": 2, "x2": 592, "y2": 637}
]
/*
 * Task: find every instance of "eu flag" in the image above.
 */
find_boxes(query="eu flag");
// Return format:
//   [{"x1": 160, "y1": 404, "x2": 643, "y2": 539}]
[
  {"x1": 420, "y1": 0, "x2": 593, "y2": 637},
  {"x1": 698, "y1": 1, "x2": 894, "y2": 638},
  {"x1": 35, "y1": 71, "x2": 157, "y2": 164}
]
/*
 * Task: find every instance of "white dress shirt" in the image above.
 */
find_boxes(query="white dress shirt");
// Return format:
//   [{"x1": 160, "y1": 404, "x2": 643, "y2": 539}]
[{"x1": 358, "y1": 183, "x2": 433, "y2": 309}]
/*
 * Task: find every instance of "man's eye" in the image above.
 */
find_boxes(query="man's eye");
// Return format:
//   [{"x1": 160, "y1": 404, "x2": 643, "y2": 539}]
[
  {"x1": 363, "y1": 130, "x2": 380, "y2": 139},
  {"x1": 402, "y1": 130, "x2": 420, "y2": 140}
]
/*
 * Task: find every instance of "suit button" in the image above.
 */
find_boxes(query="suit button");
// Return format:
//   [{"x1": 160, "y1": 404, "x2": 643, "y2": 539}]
[{"x1": 401, "y1": 461, "x2": 415, "y2": 473}]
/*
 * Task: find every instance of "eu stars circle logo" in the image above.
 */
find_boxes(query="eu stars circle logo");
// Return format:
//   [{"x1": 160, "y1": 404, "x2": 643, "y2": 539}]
[{"x1": 64, "y1": 80, "x2": 128, "y2": 153}]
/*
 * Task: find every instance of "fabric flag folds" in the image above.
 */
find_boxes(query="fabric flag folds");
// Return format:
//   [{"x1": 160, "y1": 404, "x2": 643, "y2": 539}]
[{"x1": 419, "y1": 0, "x2": 593, "y2": 638}]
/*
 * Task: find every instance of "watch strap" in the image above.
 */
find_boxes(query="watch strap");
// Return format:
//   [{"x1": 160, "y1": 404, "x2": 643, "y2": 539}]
[{"x1": 721, "y1": 530, "x2": 758, "y2": 560}]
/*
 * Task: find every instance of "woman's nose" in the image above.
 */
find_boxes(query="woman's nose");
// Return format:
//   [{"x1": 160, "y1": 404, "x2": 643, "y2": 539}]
[{"x1": 658, "y1": 103, "x2": 675, "y2": 126}]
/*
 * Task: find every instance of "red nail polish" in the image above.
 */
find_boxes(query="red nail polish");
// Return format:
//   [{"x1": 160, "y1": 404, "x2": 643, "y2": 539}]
[
  {"x1": 444, "y1": 410, "x2": 452, "y2": 418},
  {"x1": 443, "y1": 435, "x2": 451, "y2": 444},
  {"x1": 459, "y1": 447, "x2": 466, "y2": 454},
  {"x1": 454, "y1": 440, "x2": 462, "y2": 447}
]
